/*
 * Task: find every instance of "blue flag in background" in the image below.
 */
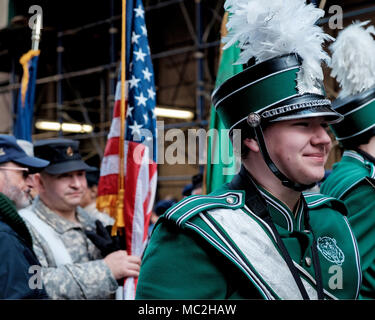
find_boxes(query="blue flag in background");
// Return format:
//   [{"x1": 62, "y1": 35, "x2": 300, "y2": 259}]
[{"x1": 14, "y1": 50, "x2": 40, "y2": 142}]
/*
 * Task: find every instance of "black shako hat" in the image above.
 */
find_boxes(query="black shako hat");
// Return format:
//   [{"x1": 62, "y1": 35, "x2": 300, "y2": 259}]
[
  {"x1": 34, "y1": 138, "x2": 91, "y2": 175},
  {"x1": 328, "y1": 21, "x2": 375, "y2": 143},
  {"x1": 212, "y1": 53, "x2": 343, "y2": 135},
  {"x1": 210, "y1": 0, "x2": 343, "y2": 192}
]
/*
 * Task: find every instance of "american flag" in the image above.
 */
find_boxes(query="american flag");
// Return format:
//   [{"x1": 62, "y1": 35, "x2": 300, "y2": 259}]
[{"x1": 97, "y1": 0, "x2": 157, "y2": 299}]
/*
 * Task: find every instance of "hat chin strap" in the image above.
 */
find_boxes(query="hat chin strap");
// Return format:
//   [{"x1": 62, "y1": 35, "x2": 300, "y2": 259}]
[{"x1": 252, "y1": 124, "x2": 316, "y2": 192}]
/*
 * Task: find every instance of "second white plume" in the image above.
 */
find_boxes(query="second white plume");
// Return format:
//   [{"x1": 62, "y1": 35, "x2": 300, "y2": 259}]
[{"x1": 330, "y1": 21, "x2": 375, "y2": 99}]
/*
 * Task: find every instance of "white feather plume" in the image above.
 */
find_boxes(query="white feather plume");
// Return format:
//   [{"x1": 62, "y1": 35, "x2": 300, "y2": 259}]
[
  {"x1": 222, "y1": 0, "x2": 333, "y2": 93},
  {"x1": 330, "y1": 21, "x2": 375, "y2": 99}
]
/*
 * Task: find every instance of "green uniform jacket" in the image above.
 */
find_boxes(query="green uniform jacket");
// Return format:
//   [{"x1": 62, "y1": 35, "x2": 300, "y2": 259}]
[
  {"x1": 321, "y1": 150, "x2": 375, "y2": 299},
  {"x1": 136, "y1": 182, "x2": 361, "y2": 300}
]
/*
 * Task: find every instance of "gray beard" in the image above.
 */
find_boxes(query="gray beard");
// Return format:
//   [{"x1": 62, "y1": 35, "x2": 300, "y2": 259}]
[
  {"x1": 8, "y1": 186, "x2": 30, "y2": 210},
  {"x1": 5, "y1": 185, "x2": 31, "y2": 209}
]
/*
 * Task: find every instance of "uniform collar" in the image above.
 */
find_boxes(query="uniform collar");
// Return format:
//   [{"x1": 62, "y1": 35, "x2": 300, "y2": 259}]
[
  {"x1": 256, "y1": 185, "x2": 306, "y2": 233},
  {"x1": 229, "y1": 165, "x2": 307, "y2": 232},
  {"x1": 342, "y1": 149, "x2": 375, "y2": 169},
  {"x1": 342, "y1": 150, "x2": 367, "y2": 164},
  {"x1": 32, "y1": 196, "x2": 87, "y2": 234},
  {"x1": 354, "y1": 148, "x2": 375, "y2": 164}
]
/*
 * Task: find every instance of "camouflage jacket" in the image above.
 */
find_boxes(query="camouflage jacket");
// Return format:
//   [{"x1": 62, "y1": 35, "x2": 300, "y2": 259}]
[
  {"x1": 83, "y1": 202, "x2": 115, "y2": 227},
  {"x1": 22, "y1": 196, "x2": 118, "y2": 299}
]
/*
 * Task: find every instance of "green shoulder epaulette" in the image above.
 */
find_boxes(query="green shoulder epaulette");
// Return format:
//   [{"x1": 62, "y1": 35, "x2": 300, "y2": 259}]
[
  {"x1": 320, "y1": 151, "x2": 375, "y2": 199},
  {"x1": 303, "y1": 192, "x2": 348, "y2": 216},
  {"x1": 162, "y1": 190, "x2": 245, "y2": 227}
]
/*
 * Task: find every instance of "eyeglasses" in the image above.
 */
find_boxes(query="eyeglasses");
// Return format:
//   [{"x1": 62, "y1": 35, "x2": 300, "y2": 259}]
[{"x1": 0, "y1": 166, "x2": 30, "y2": 179}]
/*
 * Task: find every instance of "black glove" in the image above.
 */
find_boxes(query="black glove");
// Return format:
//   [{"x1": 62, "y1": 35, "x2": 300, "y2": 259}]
[{"x1": 85, "y1": 220, "x2": 124, "y2": 257}]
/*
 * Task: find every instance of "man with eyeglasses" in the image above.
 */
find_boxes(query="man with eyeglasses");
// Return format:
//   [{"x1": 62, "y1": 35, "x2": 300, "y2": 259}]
[
  {"x1": 16, "y1": 139, "x2": 39, "y2": 202},
  {"x1": 0, "y1": 134, "x2": 49, "y2": 299}
]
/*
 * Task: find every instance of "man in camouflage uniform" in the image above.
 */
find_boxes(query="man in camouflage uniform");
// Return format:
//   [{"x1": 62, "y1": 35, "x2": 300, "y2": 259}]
[{"x1": 19, "y1": 139, "x2": 141, "y2": 299}]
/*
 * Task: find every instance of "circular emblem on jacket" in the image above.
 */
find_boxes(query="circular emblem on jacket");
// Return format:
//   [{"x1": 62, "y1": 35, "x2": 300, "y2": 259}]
[{"x1": 317, "y1": 236, "x2": 345, "y2": 266}]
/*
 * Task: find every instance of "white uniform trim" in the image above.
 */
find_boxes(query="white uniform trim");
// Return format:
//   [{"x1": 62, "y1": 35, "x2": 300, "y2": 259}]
[
  {"x1": 206, "y1": 207, "x2": 318, "y2": 300},
  {"x1": 335, "y1": 151, "x2": 375, "y2": 199},
  {"x1": 341, "y1": 98, "x2": 375, "y2": 117},
  {"x1": 19, "y1": 208, "x2": 73, "y2": 266},
  {"x1": 344, "y1": 151, "x2": 375, "y2": 178},
  {"x1": 227, "y1": 93, "x2": 301, "y2": 133},
  {"x1": 246, "y1": 204, "x2": 339, "y2": 299},
  {"x1": 336, "y1": 123, "x2": 375, "y2": 141},
  {"x1": 213, "y1": 67, "x2": 300, "y2": 110},
  {"x1": 165, "y1": 192, "x2": 242, "y2": 223},
  {"x1": 344, "y1": 151, "x2": 365, "y2": 163},
  {"x1": 186, "y1": 219, "x2": 275, "y2": 300},
  {"x1": 343, "y1": 216, "x2": 362, "y2": 299},
  {"x1": 258, "y1": 189, "x2": 294, "y2": 232}
]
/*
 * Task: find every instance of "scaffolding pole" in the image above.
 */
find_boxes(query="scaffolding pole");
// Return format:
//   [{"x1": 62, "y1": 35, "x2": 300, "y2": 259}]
[
  {"x1": 195, "y1": 0, "x2": 204, "y2": 122},
  {"x1": 10, "y1": 56, "x2": 16, "y2": 133},
  {"x1": 56, "y1": 31, "x2": 64, "y2": 137},
  {"x1": 109, "y1": 0, "x2": 117, "y2": 119},
  {"x1": 195, "y1": 0, "x2": 206, "y2": 175}
]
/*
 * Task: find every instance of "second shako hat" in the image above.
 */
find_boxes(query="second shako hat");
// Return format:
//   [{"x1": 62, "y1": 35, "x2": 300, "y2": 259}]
[
  {"x1": 34, "y1": 138, "x2": 91, "y2": 175},
  {"x1": 211, "y1": 0, "x2": 343, "y2": 135},
  {"x1": 328, "y1": 21, "x2": 375, "y2": 142}
]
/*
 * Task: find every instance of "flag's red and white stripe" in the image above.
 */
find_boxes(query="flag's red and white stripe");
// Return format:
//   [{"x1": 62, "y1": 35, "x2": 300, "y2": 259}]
[{"x1": 99, "y1": 81, "x2": 157, "y2": 299}]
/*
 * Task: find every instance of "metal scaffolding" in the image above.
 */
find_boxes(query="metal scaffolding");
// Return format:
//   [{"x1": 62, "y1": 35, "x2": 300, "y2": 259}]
[
  {"x1": 1, "y1": 0, "x2": 375, "y2": 188},
  {"x1": 1, "y1": 0, "x2": 223, "y2": 152}
]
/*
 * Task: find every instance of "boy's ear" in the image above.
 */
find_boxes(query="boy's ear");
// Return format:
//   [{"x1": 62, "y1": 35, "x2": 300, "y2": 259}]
[{"x1": 244, "y1": 138, "x2": 260, "y2": 153}]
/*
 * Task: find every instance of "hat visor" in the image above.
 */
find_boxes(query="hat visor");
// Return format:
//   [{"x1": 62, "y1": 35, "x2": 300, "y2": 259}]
[
  {"x1": 229, "y1": 105, "x2": 343, "y2": 136},
  {"x1": 43, "y1": 160, "x2": 91, "y2": 175},
  {"x1": 269, "y1": 106, "x2": 344, "y2": 124},
  {"x1": 13, "y1": 156, "x2": 50, "y2": 173}
]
